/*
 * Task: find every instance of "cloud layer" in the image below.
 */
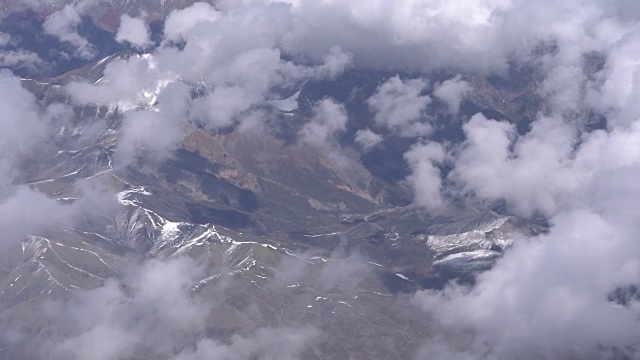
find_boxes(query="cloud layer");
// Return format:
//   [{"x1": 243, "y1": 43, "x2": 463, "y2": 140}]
[{"x1": 0, "y1": 0, "x2": 639, "y2": 359}]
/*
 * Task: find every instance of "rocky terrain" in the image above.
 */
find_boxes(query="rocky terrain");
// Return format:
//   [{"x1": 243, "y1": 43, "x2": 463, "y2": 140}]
[{"x1": 3, "y1": 1, "x2": 635, "y2": 359}]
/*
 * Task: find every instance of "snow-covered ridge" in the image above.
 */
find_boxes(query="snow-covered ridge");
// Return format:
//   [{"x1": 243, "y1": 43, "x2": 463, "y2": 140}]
[
  {"x1": 425, "y1": 216, "x2": 517, "y2": 273},
  {"x1": 426, "y1": 216, "x2": 513, "y2": 258}
]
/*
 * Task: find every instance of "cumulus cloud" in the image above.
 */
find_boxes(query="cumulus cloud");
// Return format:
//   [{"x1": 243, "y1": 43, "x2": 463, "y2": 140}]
[
  {"x1": 0, "y1": 73, "x2": 70, "y2": 261},
  {"x1": 354, "y1": 129, "x2": 383, "y2": 151},
  {"x1": 433, "y1": 75, "x2": 473, "y2": 114},
  {"x1": 588, "y1": 30, "x2": 640, "y2": 128},
  {"x1": 3, "y1": 0, "x2": 640, "y2": 358},
  {"x1": 404, "y1": 142, "x2": 446, "y2": 212},
  {"x1": 413, "y1": 169, "x2": 640, "y2": 358},
  {"x1": 298, "y1": 98, "x2": 348, "y2": 148},
  {"x1": 192, "y1": 84, "x2": 261, "y2": 130},
  {"x1": 0, "y1": 71, "x2": 117, "y2": 272},
  {"x1": 0, "y1": 32, "x2": 11, "y2": 47},
  {"x1": 0, "y1": 33, "x2": 42, "y2": 70},
  {"x1": 404, "y1": 4, "x2": 640, "y2": 357},
  {"x1": 66, "y1": 54, "x2": 168, "y2": 107},
  {"x1": 42, "y1": 2, "x2": 95, "y2": 59},
  {"x1": 367, "y1": 76, "x2": 432, "y2": 137},
  {"x1": 115, "y1": 15, "x2": 152, "y2": 49},
  {"x1": 174, "y1": 326, "x2": 319, "y2": 360},
  {"x1": 48, "y1": 256, "x2": 209, "y2": 359},
  {"x1": 39, "y1": 245, "x2": 371, "y2": 360},
  {"x1": 0, "y1": 50, "x2": 44, "y2": 70},
  {"x1": 280, "y1": 0, "x2": 508, "y2": 72},
  {"x1": 0, "y1": 70, "x2": 47, "y2": 179},
  {"x1": 64, "y1": 2, "x2": 353, "y2": 150},
  {"x1": 114, "y1": 81, "x2": 191, "y2": 167},
  {"x1": 449, "y1": 113, "x2": 582, "y2": 217},
  {"x1": 163, "y1": 2, "x2": 222, "y2": 42},
  {"x1": 0, "y1": 187, "x2": 74, "y2": 265}
]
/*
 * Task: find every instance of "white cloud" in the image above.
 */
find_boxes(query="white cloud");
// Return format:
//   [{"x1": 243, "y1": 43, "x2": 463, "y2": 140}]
[
  {"x1": 280, "y1": 0, "x2": 509, "y2": 72},
  {"x1": 174, "y1": 326, "x2": 319, "y2": 360},
  {"x1": 414, "y1": 183, "x2": 640, "y2": 358},
  {"x1": 0, "y1": 71, "x2": 47, "y2": 177},
  {"x1": 434, "y1": 75, "x2": 472, "y2": 114},
  {"x1": 367, "y1": 76, "x2": 432, "y2": 137},
  {"x1": 406, "y1": 8, "x2": 640, "y2": 357},
  {"x1": 3, "y1": 1, "x2": 640, "y2": 358},
  {"x1": 40, "y1": 246, "x2": 373, "y2": 360},
  {"x1": 163, "y1": 2, "x2": 222, "y2": 42},
  {"x1": 354, "y1": 129, "x2": 383, "y2": 151},
  {"x1": 42, "y1": 3, "x2": 95, "y2": 59},
  {"x1": 299, "y1": 98, "x2": 348, "y2": 148},
  {"x1": 114, "y1": 81, "x2": 191, "y2": 167},
  {"x1": 50, "y1": 256, "x2": 210, "y2": 359},
  {"x1": 66, "y1": 54, "x2": 162, "y2": 106},
  {"x1": 588, "y1": 31, "x2": 640, "y2": 128},
  {"x1": 0, "y1": 50, "x2": 44, "y2": 69},
  {"x1": 0, "y1": 71, "x2": 116, "y2": 272},
  {"x1": 404, "y1": 142, "x2": 446, "y2": 212},
  {"x1": 115, "y1": 15, "x2": 151, "y2": 49},
  {"x1": 64, "y1": 2, "x2": 354, "y2": 153},
  {"x1": 0, "y1": 32, "x2": 13, "y2": 47}
]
